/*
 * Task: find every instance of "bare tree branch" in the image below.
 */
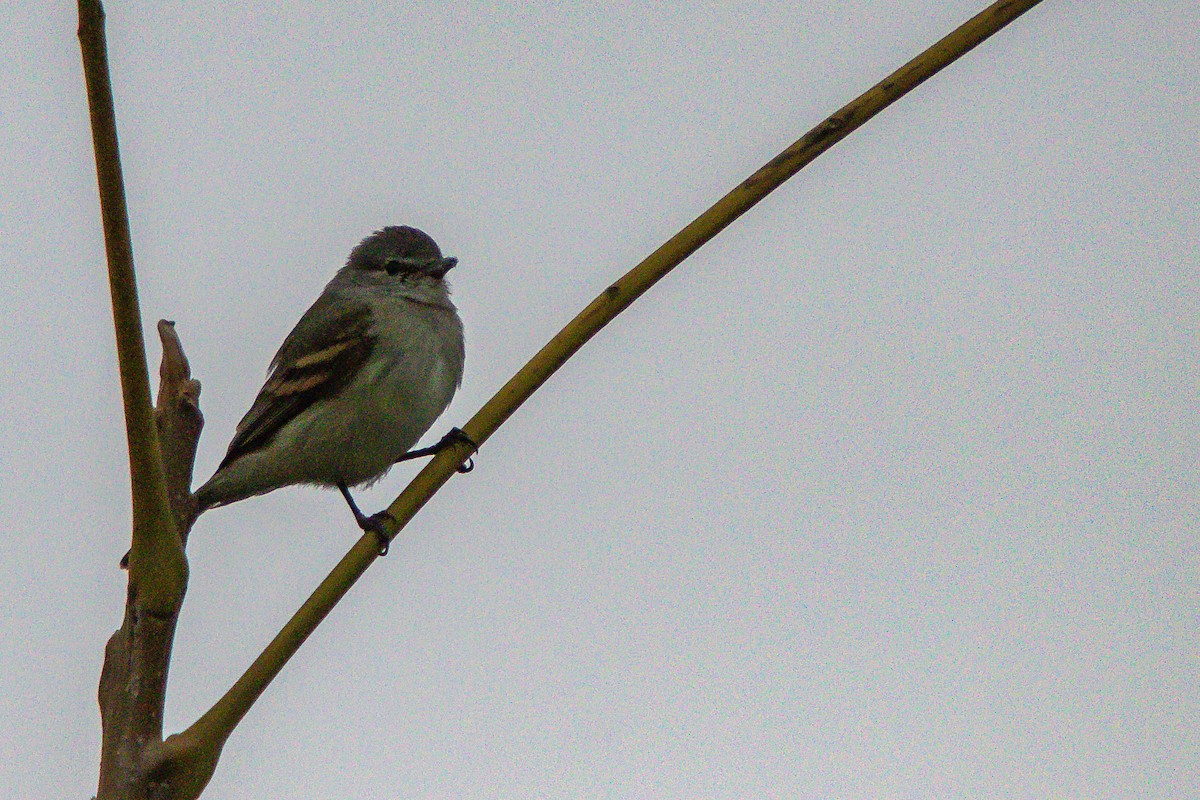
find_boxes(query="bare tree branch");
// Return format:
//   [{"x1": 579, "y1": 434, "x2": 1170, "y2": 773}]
[
  {"x1": 83, "y1": 0, "x2": 1046, "y2": 796},
  {"x1": 96, "y1": 323, "x2": 203, "y2": 799},
  {"x1": 155, "y1": 321, "x2": 203, "y2": 540},
  {"x1": 80, "y1": 1, "x2": 195, "y2": 797},
  {"x1": 155, "y1": 1, "x2": 1048, "y2": 790}
]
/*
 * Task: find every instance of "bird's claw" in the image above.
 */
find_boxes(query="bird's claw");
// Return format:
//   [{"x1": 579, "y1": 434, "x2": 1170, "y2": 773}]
[
  {"x1": 444, "y1": 427, "x2": 478, "y2": 473},
  {"x1": 357, "y1": 510, "x2": 396, "y2": 556}
]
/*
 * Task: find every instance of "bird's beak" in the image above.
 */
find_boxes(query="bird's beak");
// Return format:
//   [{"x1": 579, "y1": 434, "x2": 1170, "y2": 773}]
[{"x1": 432, "y1": 256, "x2": 458, "y2": 279}]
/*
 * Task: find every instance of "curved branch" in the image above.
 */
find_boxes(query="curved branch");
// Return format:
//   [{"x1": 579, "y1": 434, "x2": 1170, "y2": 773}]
[{"x1": 162, "y1": 0, "x2": 1047, "y2": 783}]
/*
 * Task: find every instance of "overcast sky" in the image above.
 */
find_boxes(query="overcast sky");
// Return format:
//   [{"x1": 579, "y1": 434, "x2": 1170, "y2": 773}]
[{"x1": 3, "y1": 2, "x2": 1197, "y2": 798}]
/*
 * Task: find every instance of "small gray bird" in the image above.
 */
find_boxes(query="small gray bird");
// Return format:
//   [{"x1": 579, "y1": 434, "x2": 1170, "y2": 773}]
[{"x1": 193, "y1": 226, "x2": 467, "y2": 541}]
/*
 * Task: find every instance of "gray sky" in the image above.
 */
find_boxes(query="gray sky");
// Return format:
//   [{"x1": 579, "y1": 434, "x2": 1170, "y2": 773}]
[{"x1": 3, "y1": 2, "x2": 1197, "y2": 798}]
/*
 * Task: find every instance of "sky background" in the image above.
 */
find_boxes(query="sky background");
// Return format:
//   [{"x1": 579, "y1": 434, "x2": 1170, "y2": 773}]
[{"x1": 3, "y1": 2, "x2": 1197, "y2": 798}]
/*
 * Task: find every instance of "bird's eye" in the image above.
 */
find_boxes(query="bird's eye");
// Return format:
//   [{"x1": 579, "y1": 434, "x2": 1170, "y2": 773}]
[{"x1": 384, "y1": 259, "x2": 404, "y2": 276}]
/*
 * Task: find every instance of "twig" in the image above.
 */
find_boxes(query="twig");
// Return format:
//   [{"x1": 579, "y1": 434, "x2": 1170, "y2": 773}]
[{"x1": 159, "y1": 1, "x2": 1047, "y2": 790}]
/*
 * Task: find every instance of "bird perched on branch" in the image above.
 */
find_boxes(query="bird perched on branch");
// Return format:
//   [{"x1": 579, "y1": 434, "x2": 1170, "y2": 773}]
[{"x1": 193, "y1": 225, "x2": 470, "y2": 546}]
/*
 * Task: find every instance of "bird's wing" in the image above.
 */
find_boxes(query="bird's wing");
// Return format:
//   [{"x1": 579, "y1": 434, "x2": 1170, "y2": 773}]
[{"x1": 217, "y1": 296, "x2": 375, "y2": 468}]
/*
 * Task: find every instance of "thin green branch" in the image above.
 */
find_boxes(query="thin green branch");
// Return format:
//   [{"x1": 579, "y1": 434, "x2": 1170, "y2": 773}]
[
  {"x1": 78, "y1": 0, "x2": 186, "y2": 604},
  {"x1": 82, "y1": 1, "x2": 192, "y2": 798},
  {"x1": 165, "y1": 0, "x2": 1046, "y2": 776}
]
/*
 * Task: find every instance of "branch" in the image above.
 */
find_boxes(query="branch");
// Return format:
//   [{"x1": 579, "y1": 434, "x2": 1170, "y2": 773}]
[
  {"x1": 155, "y1": 320, "x2": 203, "y2": 537},
  {"x1": 157, "y1": 0, "x2": 1047, "y2": 786},
  {"x1": 78, "y1": 0, "x2": 186, "y2": 598},
  {"x1": 96, "y1": 324, "x2": 203, "y2": 800},
  {"x1": 81, "y1": 0, "x2": 197, "y2": 797}
]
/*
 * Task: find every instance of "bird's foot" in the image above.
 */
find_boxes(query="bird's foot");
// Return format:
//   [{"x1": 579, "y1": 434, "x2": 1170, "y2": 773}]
[
  {"x1": 395, "y1": 426, "x2": 479, "y2": 473},
  {"x1": 443, "y1": 427, "x2": 479, "y2": 473},
  {"x1": 357, "y1": 510, "x2": 396, "y2": 556},
  {"x1": 339, "y1": 483, "x2": 395, "y2": 556}
]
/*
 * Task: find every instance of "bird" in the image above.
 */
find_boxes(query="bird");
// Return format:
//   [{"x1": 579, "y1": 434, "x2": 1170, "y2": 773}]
[{"x1": 192, "y1": 225, "x2": 468, "y2": 547}]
